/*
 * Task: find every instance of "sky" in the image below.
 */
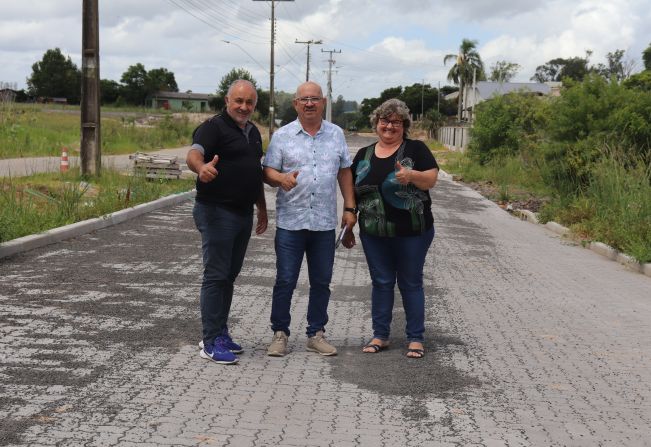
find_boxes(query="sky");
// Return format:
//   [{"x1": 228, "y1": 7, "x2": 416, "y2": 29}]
[{"x1": 0, "y1": 0, "x2": 649, "y2": 103}]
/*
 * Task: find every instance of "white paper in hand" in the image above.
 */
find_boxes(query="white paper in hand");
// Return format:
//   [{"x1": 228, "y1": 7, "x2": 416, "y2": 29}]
[{"x1": 335, "y1": 226, "x2": 348, "y2": 249}]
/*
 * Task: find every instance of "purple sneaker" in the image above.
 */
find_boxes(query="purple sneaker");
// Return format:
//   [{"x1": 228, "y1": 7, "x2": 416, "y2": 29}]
[
  {"x1": 199, "y1": 334, "x2": 243, "y2": 354},
  {"x1": 220, "y1": 329, "x2": 244, "y2": 354},
  {"x1": 199, "y1": 338, "x2": 238, "y2": 365}
]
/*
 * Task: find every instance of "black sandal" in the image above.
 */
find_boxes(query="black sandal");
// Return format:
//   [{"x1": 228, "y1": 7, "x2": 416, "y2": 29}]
[
  {"x1": 406, "y1": 348, "x2": 425, "y2": 359},
  {"x1": 362, "y1": 342, "x2": 388, "y2": 353}
]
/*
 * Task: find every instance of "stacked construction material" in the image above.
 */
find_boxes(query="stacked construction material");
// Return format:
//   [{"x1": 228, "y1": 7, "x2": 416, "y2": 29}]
[{"x1": 130, "y1": 152, "x2": 182, "y2": 179}]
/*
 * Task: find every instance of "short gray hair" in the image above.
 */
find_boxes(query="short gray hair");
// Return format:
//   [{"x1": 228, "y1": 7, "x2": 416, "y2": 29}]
[
  {"x1": 227, "y1": 79, "x2": 258, "y2": 101},
  {"x1": 369, "y1": 98, "x2": 412, "y2": 137}
]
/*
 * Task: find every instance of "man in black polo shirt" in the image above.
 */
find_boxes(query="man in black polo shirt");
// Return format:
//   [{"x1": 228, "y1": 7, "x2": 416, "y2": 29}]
[{"x1": 186, "y1": 79, "x2": 268, "y2": 365}]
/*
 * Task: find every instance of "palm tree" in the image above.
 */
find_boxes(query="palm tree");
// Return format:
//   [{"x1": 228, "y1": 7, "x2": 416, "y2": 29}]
[{"x1": 444, "y1": 38, "x2": 485, "y2": 122}]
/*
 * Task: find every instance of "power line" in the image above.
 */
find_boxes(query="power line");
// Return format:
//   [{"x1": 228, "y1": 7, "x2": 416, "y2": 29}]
[
  {"x1": 221, "y1": 40, "x2": 268, "y2": 73},
  {"x1": 186, "y1": 0, "x2": 269, "y2": 40},
  {"x1": 167, "y1": 0, "x2": 265, "y2": 44}
]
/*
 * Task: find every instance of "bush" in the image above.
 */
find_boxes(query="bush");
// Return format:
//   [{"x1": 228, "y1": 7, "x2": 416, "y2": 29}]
[
  {"x1": 468, "y1": 91, "x2": 549, "y2": 164},
  {"x1": 544, "y1": 75, "x2": 651, "y2": 193}
]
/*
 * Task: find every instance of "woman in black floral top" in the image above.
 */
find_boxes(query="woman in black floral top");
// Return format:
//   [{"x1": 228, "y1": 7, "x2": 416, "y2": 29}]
[{"x1": 346, "y1": 98, "x2": 439, "y2": 358}]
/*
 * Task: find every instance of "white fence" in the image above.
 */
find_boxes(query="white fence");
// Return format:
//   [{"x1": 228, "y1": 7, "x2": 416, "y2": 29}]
[{"x1": 438, "y1": 126, "x2": 470, "y2": 152}]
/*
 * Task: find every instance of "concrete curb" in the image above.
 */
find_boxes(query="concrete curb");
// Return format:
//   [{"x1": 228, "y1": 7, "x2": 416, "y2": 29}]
[
  {"x1": 0, "y1": 190, "x2": 196, "y2": 259},
  {"x1": 514, "y1": 208, "x2": 651, "y2": 278}
]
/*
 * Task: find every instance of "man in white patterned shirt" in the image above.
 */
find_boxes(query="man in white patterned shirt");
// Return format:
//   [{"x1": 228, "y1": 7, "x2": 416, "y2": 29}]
[{"x1": 263, "y1": 81, "x2": 357, "y2": 357}]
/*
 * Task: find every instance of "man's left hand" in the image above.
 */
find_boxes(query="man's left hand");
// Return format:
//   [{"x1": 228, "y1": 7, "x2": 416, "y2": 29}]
[{"x1": 256, "y1": 208, "x2": 268, "y2": 235}]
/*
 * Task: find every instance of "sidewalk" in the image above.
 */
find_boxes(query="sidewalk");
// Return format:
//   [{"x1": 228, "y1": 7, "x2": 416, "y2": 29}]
[
  {"x1": 1, "y1": 175, "x2": 650, "y2": 446},
  {"x1": 0, "y1": 147, "x2": 191, "y2": 178}
]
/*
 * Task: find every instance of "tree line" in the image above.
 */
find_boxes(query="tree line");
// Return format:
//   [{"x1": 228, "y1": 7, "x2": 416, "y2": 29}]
[
  {"x1": 22, "y1": 48, "x2": 180, "y2": 106},
  {"x1": 15, "y1": 42, "x2": 651, "y2": 129}
]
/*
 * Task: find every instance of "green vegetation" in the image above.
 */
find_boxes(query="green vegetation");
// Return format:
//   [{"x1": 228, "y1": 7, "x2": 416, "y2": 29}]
[
  {"x1": 444, "y1": 75, "x2": 651, "y2": 262},
  {"x1": 0, "y1": 168, "x2": 194, "y2": 243},
  {"x1": 0, "y1": 103, "x2": 195, "y2": 159}
]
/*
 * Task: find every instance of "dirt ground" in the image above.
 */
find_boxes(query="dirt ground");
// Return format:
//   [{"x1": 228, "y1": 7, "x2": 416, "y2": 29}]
[{"x1": 454, "y1": 176, "x2": 547, "y2": 213}]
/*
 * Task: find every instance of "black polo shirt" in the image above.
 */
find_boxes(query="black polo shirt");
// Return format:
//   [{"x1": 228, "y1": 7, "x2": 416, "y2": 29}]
[{"x1": 192, "y1": 112, "x2": 263, "y2": 213}]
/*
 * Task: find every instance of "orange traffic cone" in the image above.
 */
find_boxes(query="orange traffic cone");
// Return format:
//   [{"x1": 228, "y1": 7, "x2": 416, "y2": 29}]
[{"x1": 60, "y1": 147, "x2": 69, "y2": 172}]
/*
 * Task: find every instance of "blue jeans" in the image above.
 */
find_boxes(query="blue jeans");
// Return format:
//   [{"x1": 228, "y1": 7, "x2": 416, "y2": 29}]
[
  {"x1": 359, "y1": 227, "x2": 434, "y2": 343},
  {"x1": 270, "y1": 228, "x2": 335, "y2": 337},
  {"x1": 193, "y1": 201, "x2": 253, "y2": 346}
]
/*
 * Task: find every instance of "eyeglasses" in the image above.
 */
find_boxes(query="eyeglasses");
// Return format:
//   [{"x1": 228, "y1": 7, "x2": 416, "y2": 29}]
[
  {"x1": 296, "y1": 96, "x2": 323, "y2": 104},
  {"x1": 379, "y1": 118, "x2": 403, "y2": 127}
]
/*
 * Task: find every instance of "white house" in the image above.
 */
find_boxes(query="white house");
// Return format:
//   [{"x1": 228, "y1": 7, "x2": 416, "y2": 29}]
[{"x1": 445, "y1": 81, "x2": 561, "y2": 122}]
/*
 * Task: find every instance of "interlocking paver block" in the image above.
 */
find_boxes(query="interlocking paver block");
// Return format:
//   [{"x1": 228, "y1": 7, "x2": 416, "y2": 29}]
[{"x1": 2, "y1": 143, "x2": 651, "y2": 446}]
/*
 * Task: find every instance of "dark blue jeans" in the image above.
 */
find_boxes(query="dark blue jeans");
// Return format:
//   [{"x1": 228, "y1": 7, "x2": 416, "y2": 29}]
[
  {"x1": 270, "y1": 228, "x2": 335, "y2": 337},
  {"x1": 359, "y1": 227, "x2": 434, "y2": 343},
  {"x1": 193, "y1": 201, "x2": 253, "y2": 346}
]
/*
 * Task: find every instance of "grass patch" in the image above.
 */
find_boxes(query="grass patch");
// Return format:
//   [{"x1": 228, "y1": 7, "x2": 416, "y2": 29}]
[
  {"x1": 0, "y1": 103, "x2": 196, "y2": 159},
  {"x1": 560, "y1": 151, "x2": 651, "y2": 262},
  {"x1": 437, "y1": 144, "x2": 651, "y2": 263},
  {"x1": 0, "y1": 168, "x2": 195, "y2": 244}
]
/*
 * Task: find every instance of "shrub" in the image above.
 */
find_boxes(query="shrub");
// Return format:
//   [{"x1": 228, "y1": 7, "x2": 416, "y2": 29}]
[
  {"x1": 545, "y1": 75, "x2": 651, "y2": 193},
  {"x1": 468, "y1": 91, "x2": 549, "y2": 164}
]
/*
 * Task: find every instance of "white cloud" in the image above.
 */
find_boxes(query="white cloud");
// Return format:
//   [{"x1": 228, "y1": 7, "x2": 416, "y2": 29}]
[{"x1": 0, "y1": 0, "x2": 648, "y2": 101}]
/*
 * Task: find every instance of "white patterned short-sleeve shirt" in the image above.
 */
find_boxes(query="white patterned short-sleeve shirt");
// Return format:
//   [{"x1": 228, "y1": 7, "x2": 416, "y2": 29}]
[{"x1": 263, "y1": 119, "x2": 351, "y2": 231}]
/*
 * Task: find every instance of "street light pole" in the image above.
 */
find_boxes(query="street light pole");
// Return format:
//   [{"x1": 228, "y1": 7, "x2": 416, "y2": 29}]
[
  {"x1": 296, "y1": 39, "x2": 322, "y2": 81},
  {"x1": 252, "y1": 0, "x2": 294, "y2": 141}
]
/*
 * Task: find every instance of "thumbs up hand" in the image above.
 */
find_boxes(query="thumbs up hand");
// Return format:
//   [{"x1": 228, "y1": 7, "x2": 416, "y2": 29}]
[
  {"x1": 395, "y1": 161, "x2": 411, "y2": 185},
  {"x1": 199, "y1": 155, "x2": 219, "y2": 183},
  {"x1": 280, "y1": 170, "x2": 299, "y2": 191}
]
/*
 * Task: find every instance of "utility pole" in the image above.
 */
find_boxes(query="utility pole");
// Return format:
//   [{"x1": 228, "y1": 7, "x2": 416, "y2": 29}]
[
  {"x1": 421, "y1": 79, "x2": 424, "y2": 121},
  {"x1": 295, "y1": 39, "x2": 322, "y2": 81},
  {"x1": 437, "y1": 80, "x2": 440, "y2": 114},
  {"x1": 321, "y1": 48, "x2": 340, "y2": 122},
  {"x1": 253, "y1": 0, "x2": 294, "y2": 140},
  {"x1": 81, "y1": 0, "x2": 100, "y2": 177},
  {"x1": 471, "y1": 67, "x2": 477, "y2": 123}
]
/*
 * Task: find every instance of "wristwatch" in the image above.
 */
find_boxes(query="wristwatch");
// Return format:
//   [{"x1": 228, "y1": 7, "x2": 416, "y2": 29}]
[{"x1": 344, "y1": 207, "x2": 358, "y2": 214}]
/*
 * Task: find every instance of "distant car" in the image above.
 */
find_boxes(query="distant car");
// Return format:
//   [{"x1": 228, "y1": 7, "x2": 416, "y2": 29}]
[{"x1": 347, "y1": 125, "x2": 357, "y2": 132}]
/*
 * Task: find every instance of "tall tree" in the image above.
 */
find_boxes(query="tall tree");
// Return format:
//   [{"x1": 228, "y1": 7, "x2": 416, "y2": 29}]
[
  {"x1": 489, "y1": 60, "x2": 521, "y2": 82},
  {"x1": 444, "y1": 38, "x2": 485, "y2": 121},
  {"x1": 146, "y1": 67, "x2": 178, "y2": 93},
  {"x1": 99, "y1": 79, "x2": 121, "y2": 105},
  {"x1": 642, "y1": 42, "x2": 651, "y2": 71},
  {"x1": 27, "y1": 48, "x2": 81, "y2": 103},
  {"x1": 593, "y1": 50, "x2": 636, "y2": 82},
  {"x1": 531, "y1": 52, "x2": 591, "y2": 83},
  {"x1": 120, "y1": 63, "x2": 148, "y2": 105},
  {"x1": 401, "y1": 83, "x2": 438, "y2": 119}
]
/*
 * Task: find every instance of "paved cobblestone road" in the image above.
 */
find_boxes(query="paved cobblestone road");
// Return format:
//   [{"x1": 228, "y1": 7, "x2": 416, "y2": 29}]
[{"x1": 1, "y1": 142, "x2": 650, "y2": 446}]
